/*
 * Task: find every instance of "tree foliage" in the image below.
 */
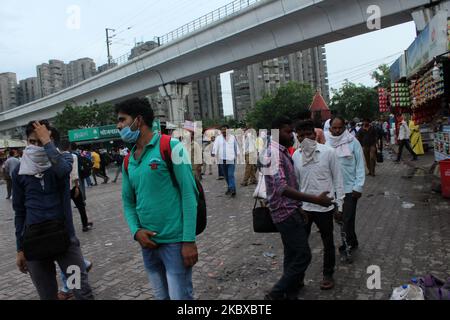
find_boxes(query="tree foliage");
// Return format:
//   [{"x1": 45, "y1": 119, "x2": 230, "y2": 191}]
[
  {"x1": 329, "y1": 81, "x2": 379, "y2": 121},
  {"x1": 245, "y1": 82, "x2": 315, "y2": 129},
  {"x1": 371, "y1": 64, "x2": 391, "y2": 89},
  {"x1": 53, "y1": 102, "x2": 116, "y2": 135}
]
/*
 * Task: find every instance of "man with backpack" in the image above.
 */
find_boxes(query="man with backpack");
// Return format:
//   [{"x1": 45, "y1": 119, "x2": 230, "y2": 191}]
[
  {"x1": 72, "y1": 145, "x2": 92, "y2": 201},
  {"x1": 115, "y1": 98, "x2": 200, "y2": 300}
]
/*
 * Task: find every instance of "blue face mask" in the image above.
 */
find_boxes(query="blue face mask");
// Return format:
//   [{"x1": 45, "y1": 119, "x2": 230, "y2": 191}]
[{"x1": 120, "y1": 118, "x2": 141, "y2": 143}]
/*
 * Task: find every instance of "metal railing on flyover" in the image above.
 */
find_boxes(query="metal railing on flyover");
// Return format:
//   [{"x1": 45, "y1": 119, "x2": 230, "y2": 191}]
[{"x1": 112, "y1": 0, "x2": 263, "y2": 66}]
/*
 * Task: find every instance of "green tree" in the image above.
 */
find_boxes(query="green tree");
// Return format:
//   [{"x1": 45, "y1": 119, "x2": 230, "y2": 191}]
[
  {"x1": 245, "y1": 82, "x2": 315, "y2": 129},
  {"x1": 329, "y1": 81, "x2": 379, "y2": 121},
  {"x1": 54, "y1": 102, "x2": 116, "y2": 135},
  {"x1": 371, "y1": 64, "x2": 391, "y2": 89}
]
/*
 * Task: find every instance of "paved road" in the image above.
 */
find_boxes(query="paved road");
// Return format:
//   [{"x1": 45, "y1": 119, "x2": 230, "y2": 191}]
[{"x1": 0, "y1": 150, "x2": 449, "y2": 300}]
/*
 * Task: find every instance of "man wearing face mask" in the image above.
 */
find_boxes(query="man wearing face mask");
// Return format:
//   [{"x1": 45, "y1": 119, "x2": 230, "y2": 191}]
[
  {"x1": 11, "y1": 120, "x2": 94, "y2": 300},
  {"x1": 116, "y1": 98, "x2": 199, "y2": 300},
  {"x1": 263, "y1": 116, "x2": 334, "y2": 300},
  {"x1": 326, "y1": 116, "x2": 365, "y2": 254},
  {"x1": 292, "y1": 120, "x2": 344, "y2": 290}
]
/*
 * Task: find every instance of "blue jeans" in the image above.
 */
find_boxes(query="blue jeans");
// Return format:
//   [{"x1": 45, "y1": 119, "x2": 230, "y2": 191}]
[
  {"x1": 60, "y1": 259, "x2": 91, "y2": 293},
  {"x1": 218, "y1": 164, "x2": 224, "y2": 178},
  {"x1": 142, "y1": 243, "x2": 193, "y2": 300},
  {"x1": 223, "y1": 161, "x2": 236, "y2": 192}
]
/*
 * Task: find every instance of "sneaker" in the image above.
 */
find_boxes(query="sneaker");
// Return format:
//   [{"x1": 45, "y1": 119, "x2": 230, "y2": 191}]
[
  {"x1": 57, "y1": 291, "x2": 74, "y2": 300},
  {"x1": 264, "y1": 292, "x2": 288, "y2": 300},
  {"x1": 86, "y1": 261, "x2": 93, "y2": 273},
  {"x1": 340, "y1": 244, "x2": 358, "y2": 253},
  {"x1": 320, "y1": 276, "x2": 335, "y2": 290},
  {"x1": 82, "y1": 222, "x2": 94, "y2": 232},
  {"x1": 231, "y1": 192, "x2": 236, "y2": 198},
  {"x1": 217, "y1": 177, "x2": 225, "y2": 180},
  {"x1": 225, "y1": 190, "x2": 231, "y2": 195}
]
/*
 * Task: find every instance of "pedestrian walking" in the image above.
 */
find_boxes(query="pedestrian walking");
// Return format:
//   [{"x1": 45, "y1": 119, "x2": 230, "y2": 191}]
[
  {"x1": 263, "y1": 116, "x2": 333, "y2": 300},
  {"x1": 2, "y1": 149, "x2": 20, "y2": 199},
  {"x1": 61, "y1": 141, "x2": 94, "y2": 232},
  {"x1": 292, "y1": 120, "x2": 345, "y2": 290},
  {"x1": 12, "y1": 120, "x2": 93, "y2": 300},
  {"x1": 395, "y1": 116, "x2": 418, "y2": 162},
  {"x1": 116, "y1": 98, "x2": 199, "y2": 300},
  {"x1": 111, "y1": 148, "x2": 123, "y2": 183},
  {"x1": 357, "y1": 118, "x2": 378, "y2": 176},
  {"x1": 241, "y1": 127, "x2": 258, "y2": 186},
  {"x1": 213, "y1": 125, "x2": 240, "y2": 197},
  {"x1": 327, "y1": 116, "x2": 365, "y2": 254},
  {"x1": 91, "y1": 148, "x2": 109, "y2": 185},
  {"x1": 202, "y1": 138, "x2": 214, "y2": 176}
]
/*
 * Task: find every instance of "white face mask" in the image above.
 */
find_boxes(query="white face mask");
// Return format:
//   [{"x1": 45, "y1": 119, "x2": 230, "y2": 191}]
[
  {"x1": 18, "y1": 145, "x2": 52, "y2": 176},
  {"x1": 300, "y1": 138, "x2": 317, "y2": 166}
]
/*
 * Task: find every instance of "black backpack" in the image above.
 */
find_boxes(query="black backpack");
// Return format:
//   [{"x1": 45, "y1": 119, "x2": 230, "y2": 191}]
[{"x1": 78, "y1": 155, "x2": 93, "y2": 179}]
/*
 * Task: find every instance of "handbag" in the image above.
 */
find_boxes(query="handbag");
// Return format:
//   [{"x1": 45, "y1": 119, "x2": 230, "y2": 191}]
[
  {"x1": 376, "y1": 151, "x2": 384, "y2": 163},
  {"x1": 22, "y1": 174, "x2": 71, "y2": 261},
  {"x1": 22, "y1": 219, "x2": 71, "y2": 261},
  {"x1": 252, "y1": 176, "x2": 278, "y2": 233}
]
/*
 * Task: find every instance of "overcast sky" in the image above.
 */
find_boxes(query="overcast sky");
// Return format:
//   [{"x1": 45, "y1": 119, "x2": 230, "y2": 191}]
[{"x1": 0, "y1": 1, "x2": 417, "y2": 116}]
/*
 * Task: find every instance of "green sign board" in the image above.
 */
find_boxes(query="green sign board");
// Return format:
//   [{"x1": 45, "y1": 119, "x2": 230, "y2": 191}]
[
  {"x1": 69, "y1": 125, "x2": 120, "y2": 142},
  {"x1": 99, "y1": 125, "x2": 120, "y2": 139},
  {"x1": 68, "y1": 127, "x2": 100, "y2": 142}
]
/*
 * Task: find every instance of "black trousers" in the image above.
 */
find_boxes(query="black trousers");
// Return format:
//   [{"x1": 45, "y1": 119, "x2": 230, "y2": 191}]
[
  {"x1": 270, "y1": 211, "x2": 312, "y2": 298},
  {"x1": 343, "y1": 194, "x2": 359, "y2": 247},
  {"x1": 397, "y1": 139, "x2": 417, "y2": 161},
  {"x1": 71, "y1": 187, "x2": 89, "y2": 228},
  {"x1": 6, "y1": 178, "x2": 12, "y2": 198},
  {"x1": 92, "y1": 168, "x2": 108, "y2": 184},
  {"x1": 304, "y1": 210, "x2": 335, "y2": 277}
]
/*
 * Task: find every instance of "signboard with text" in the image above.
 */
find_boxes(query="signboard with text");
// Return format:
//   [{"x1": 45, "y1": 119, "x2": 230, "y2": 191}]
[
  {"x1": 406, "y1": 11, "x2": 448, "y2": 77},
  {"x1": 68, "y1": 127, "x2": 99, "y2": 142}
]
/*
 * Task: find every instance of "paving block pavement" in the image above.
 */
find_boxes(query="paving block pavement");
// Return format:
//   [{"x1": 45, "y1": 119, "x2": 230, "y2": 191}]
[{"x1": 0, "y1": 150, "x2": 449, "y2": 300}]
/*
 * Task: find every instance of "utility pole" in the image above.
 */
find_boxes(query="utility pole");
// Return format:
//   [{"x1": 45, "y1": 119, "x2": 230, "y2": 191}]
[{"x1": 106, "y1": 28, "x2": 115, "y2": 66}]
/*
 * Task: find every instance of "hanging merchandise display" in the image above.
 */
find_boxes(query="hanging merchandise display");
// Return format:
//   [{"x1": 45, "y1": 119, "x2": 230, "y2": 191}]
[
  {"x1": 409, "y1": 60, "x2": 449, "y2": 125},
  {"x1": 434, "y1": 125, "x2": 450, "y2": 161},
  {"x1": 410, "y1": 63, "x2": 445, "y2": 108},
  {"x1": 378, "y1": 88, "x2": 389, "y2": 113},
  {"x1": 390, "y1": 82, "x2": 411, "y2": 114}
]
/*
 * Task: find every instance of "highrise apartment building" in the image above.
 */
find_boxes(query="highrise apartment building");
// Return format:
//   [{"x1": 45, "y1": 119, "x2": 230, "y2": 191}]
[
  {"x1": 0, "y1": 72, "x2": 18, "y2": 112},
  {"x1": 231, "y1": 46, "x2": 329, "y2": 121}
]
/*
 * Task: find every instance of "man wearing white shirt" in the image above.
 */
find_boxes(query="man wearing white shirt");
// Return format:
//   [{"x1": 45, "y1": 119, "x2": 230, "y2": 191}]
[
  {"x1": 395, "y1": 116, "x2": 417, "y2": 162},
  {"x1": 212, "y1": 125, "x2": 240, "y2": 197},
  {"x1": 293, "y1": 120, "x2": 344, "y2": 290}
]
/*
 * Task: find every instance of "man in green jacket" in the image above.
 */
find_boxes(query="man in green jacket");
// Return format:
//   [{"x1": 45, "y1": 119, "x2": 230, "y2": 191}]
[{"x1": 116, "y1": 98, "x2": 198, "y2": 300}]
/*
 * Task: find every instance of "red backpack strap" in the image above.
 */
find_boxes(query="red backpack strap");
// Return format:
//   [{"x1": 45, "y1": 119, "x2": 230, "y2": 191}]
[
  {"x1": 160, "y1": 134, "x2": 172, "y2": 163},
  {"x1": 124, "y1": 153, "x2": 131, "y2": 175}
]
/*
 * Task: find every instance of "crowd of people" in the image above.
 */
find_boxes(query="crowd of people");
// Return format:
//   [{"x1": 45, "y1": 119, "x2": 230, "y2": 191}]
[{"x1": 3, "y1": 96, "x2": 428, "y2": 301}]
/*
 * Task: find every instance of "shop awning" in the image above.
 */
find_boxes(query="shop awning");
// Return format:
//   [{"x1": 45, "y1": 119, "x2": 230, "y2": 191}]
[{"x1": 0, "y1": 139, "x2": 27, "y2": 149}]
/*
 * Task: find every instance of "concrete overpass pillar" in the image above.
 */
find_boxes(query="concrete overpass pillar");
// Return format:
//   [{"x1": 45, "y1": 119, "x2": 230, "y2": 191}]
[{"x1": 160, "y1": 83, "x2": 190, "y2": 126}]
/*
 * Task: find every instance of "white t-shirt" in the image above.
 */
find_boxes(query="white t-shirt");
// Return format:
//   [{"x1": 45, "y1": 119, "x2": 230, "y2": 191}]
[{"x1": 212, "y1": 134, "x2": 240, "y2": 162}]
